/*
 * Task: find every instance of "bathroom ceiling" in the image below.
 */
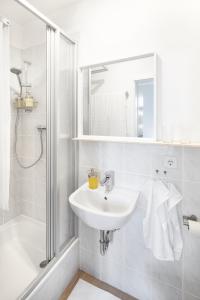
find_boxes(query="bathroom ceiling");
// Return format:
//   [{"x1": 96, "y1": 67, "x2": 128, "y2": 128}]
[
  {"x1": 0, "y1": 0, "x2": 80, "y2": 24},
  {"x1": 26, "y1": 0, "x2": 80, "y2": 14}
]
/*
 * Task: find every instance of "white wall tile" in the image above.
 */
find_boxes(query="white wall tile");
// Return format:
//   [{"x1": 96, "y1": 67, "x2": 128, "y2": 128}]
[
  {"x1": 78, "y1": 220, "x2": 99, "y2": 251},
  {"x1": 79, "y1": 142, "x2": 102, "y2": 168},
  {"x1": 183, "y1": 181, "x2": 200, "y2": 216},
  {"x1": 183, "y1": 229, "x2": 200, "y2": 298},
  {"x1": 121, "y1": 266, "x2": 152, "y2": 300},
  {"x1": 114, "y1": 171, "x2": 149, "y2": 193},
  {"x1": 80, "y1": 248, "x2": 101, "y2": 280},
  {"x1": 150, "y1": 258, "x2": 182, "y2": 289},
  {"x1": 122, "y1": 144, "x2": 153, "y2": 175},
  {"x1": 78, "y1": 142, "x2": 200, "y2": 299},
  {"x1": 9, "y1": 42, "x2": 47, "y2": 223},
  {"x1": 100, "y1": 258, "x2": 123, "y2": 291},
  {"x1": 151, "y1": 279, "x2": 182, "y2": 300},
  {"x1": 183, "y1": 148, "x2": 200, "y2": 181},
  {"x1": 123, "y1": 208, "x2": 152, "y2": 277},
  {"x1": 100, "y1": 143, "x2": 124, "y2": 172}
]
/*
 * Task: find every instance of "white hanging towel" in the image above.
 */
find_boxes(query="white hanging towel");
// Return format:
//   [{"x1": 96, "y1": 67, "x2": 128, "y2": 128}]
[
  {"x1": 143, "y1": 180, "x2": 183, "y2": 261},
  {"x1": 0, "y1": 19, "x2": 10, "y2": 210},
  {"x1": 167, "y1": 183, "x2": 183, "y2": 260}
]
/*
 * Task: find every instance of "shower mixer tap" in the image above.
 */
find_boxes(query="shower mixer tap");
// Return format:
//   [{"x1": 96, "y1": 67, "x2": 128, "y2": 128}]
[{"x1": 37, "y1": 125, "x2": 46, "y2": 131}]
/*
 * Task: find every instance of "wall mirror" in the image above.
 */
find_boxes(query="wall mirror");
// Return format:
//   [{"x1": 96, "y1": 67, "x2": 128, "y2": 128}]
[{"x1": 79, "y1": 53, "x2": 157, "y2": 141}]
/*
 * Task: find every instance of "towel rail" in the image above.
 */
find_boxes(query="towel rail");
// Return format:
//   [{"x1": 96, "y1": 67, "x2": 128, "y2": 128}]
[{"x1": 183, "y1": 215, "x2": 197, "y2": 229}]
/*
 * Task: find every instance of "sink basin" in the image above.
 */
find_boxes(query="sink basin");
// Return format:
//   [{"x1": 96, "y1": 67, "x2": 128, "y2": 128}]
[{"x1": 69, "y1": 184, "x2": 139, "y2": 230}]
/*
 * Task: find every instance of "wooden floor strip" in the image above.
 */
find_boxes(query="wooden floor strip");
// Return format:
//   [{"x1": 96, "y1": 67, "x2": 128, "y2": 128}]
[
  {"x1": 59, "y1": 272, "x2": 80, "y2": 300},
  {"x1": 59, "y1": 270, "x2": 137, "y2": 300}
]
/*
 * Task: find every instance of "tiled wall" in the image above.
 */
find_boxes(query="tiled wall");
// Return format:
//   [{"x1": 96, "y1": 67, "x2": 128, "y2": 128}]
[
  {"x1": 19, "y1": 43, "x2": 46, "y2": 222},
  {"x1": 3, "y1": 46, "x2": 24, "y2": 225},
  {"x1": 78, "y1": 141, "x2": 200, "y2": 300},
  {"x1": 5, "y1": 43, "x2": 46, "y2": 226}
]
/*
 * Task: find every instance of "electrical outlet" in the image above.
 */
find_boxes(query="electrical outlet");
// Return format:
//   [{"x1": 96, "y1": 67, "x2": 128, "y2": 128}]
[{"x1": 164, "y1": 156, "x2": 177, "y2": 169}]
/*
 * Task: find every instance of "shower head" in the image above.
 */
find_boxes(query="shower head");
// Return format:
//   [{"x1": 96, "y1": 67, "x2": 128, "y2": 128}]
[
  {"x1": 10, "y1": 68, "x2": 22, "y2": 75},
  {"x1": 10, "y1": 68, "x2": 22, "y2": 97}
]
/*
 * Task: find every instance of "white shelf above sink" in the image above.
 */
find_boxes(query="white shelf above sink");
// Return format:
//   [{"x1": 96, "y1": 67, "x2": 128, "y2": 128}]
[{"x1": 72, "y1": 135, "x2": 200, "y2": 148}]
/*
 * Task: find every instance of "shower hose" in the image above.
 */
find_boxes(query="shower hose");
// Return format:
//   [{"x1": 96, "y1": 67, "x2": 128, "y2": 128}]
[{"x1": 14, "y1": 110, "x2": 44, "y2": 169}]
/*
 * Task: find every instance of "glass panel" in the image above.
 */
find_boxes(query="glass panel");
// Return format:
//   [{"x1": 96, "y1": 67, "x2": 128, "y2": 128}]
[
  {"x1": 82, "y1": 55, "x2": 156, "y2": 139},
  {"x1": 56, "y1": 35, "x2": 75, "y2": 251},
  {"x1": 0, "y1": 1, "x2": 47, "y2": 299}
]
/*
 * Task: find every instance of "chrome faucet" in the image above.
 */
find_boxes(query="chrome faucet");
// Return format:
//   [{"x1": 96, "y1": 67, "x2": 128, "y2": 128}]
[{"x1": 101, "y1": 171, "x2": 115, "y2": 193}]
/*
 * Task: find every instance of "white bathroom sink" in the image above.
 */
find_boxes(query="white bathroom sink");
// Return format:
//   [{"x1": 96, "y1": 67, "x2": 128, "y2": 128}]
[{"x1": 69, "y1": 184, "x2": 139, "y2": 230}]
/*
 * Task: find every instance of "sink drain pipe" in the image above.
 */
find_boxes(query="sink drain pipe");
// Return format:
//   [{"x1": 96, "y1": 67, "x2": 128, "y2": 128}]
[{"x1": 100, "y1": 230, "x2": 116, "y2": 255}]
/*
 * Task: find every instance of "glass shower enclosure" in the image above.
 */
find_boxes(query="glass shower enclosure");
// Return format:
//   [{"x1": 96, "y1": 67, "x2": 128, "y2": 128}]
[{"x1": 0, "y1": 0, "x2": 76, "y2": 299}]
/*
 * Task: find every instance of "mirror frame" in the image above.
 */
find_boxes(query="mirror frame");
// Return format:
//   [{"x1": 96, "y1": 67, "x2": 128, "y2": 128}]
[{"x1": 77, "y1": 52, "x2": 157, "y2": 143}]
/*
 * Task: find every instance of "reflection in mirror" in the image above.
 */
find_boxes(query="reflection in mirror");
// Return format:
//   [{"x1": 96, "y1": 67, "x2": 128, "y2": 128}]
[
  {"x1": 135, "y1": 78, "x2": 154, "y2": 138},
  {"x1": 81, "y1": 54, "x2": 156, "y2": 139}
]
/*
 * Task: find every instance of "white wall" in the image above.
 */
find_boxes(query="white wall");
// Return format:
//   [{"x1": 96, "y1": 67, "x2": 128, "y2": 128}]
[
  {"x1": 51, "y1": 0, "x2": 200, "y2": 142},
  {"x1": 47, "y1": 1, "x2": 200, "y2": 299},
  {"x1": 10, "y1": 22, "x2": 23, "y2": 49}
]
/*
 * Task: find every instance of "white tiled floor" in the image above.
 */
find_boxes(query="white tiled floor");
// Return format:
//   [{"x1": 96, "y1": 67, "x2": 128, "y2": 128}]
[{"x1": 68, "y1": 279, "x2": 121, "y2": 300}]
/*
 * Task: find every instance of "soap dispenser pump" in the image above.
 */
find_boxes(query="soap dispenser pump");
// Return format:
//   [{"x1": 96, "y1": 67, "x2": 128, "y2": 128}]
[{"x1": 88, "y1": 168, "x2": 99, "y2": 189}]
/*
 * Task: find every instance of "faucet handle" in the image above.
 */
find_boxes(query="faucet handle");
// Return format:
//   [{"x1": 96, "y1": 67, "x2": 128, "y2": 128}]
[
  {"x1": 105, "y1": 170, "x2": 115, "y2": 183},
  {"x1": 101, "y1": 170, "x2": 115, "y2": 192}
]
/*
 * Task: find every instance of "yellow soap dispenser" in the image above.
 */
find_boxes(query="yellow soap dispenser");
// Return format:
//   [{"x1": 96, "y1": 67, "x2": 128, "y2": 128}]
[{"x1": 88, "y1": 168, "x2": 99, "y2": 189}]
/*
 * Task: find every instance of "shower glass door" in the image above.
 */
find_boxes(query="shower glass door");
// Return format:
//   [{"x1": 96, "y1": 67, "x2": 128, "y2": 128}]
[
  {"x1": 0, "y1": 0, "x2": 76, "y2": 299},
  {"x1": 0, "y1": 1, "x2": 48, "y2": 299},
  {"x1": 55, "y1": 33, "x2": 76, "y2": 253}
]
